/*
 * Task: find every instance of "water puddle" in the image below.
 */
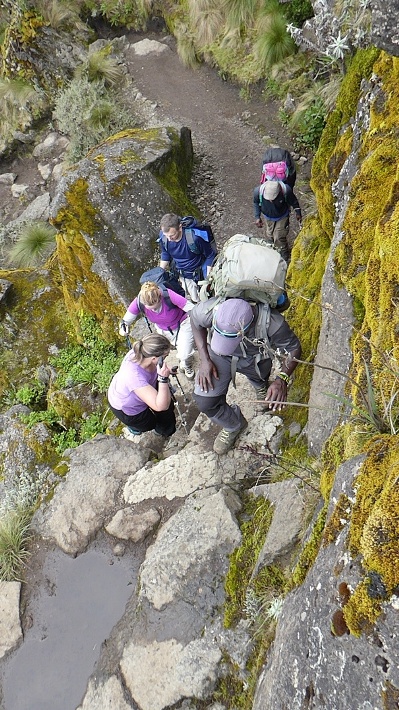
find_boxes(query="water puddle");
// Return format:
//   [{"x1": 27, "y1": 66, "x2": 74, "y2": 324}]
[{"x1": 1, "y1": 546, "x2": 135, "y2": 710}]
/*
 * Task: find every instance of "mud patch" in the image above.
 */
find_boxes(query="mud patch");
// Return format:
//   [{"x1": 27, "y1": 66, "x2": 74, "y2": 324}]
[{"x1": 1, "y1": 544, "x2": 137, "y2": 710}]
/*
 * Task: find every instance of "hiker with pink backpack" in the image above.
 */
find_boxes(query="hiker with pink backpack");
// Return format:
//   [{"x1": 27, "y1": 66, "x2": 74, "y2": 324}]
[
  {"x1": 260, "y1": 145, "x2": 297, "y2": 188},
  {"x1": 253, "y1": 163, "x2": 302, "y2": 264}
]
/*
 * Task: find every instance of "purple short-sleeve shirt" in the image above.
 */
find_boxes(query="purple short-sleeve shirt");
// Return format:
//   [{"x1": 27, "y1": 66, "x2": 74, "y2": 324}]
[{"x1": 107, "y1": 351, "x2": 157, "y2": 415}]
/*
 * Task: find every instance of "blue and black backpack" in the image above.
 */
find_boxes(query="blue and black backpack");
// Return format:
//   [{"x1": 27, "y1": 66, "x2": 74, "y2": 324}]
[{"x1": 138, "y1": 266, "x2": 185, "y2": 311}]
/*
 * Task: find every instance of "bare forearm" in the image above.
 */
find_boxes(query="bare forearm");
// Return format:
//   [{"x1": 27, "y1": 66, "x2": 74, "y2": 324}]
[
  {"x1": 153, "y1": 382, "x2": 171, "y2": 411},
  {"x1": 192, "y1": 324, "x2": 211, "y2": 363}
]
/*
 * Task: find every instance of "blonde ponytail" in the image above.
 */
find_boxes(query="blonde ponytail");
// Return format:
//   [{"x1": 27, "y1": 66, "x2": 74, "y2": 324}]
[{"x1": 139, "y1": 282, "x2": 162, "y2": 308}]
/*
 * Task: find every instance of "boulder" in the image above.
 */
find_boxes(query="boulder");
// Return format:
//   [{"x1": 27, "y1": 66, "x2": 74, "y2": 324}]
[{"x1": 50, "y1": 125, "x2": 194, "y2": 335}]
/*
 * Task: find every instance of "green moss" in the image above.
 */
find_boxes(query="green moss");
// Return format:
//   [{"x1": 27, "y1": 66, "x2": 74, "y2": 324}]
[
  {"x1": 51, "y1": 178, "x2": 121, "y2": 340},
  {"x1": 330, "y1": 436, "x2": 399, "y2": 635},
  {"x1": 322, "y1": 494, "x2": 351, "y2": 546},
  {"x1": 290, "y1": 503, "x2": 327, "y2": 587},
  {"x1": 310, "y1": 48, "x2": 380, "y2": 241},
  {"x1": 343, "y1": 578, "x2": 382, "y2": 636},
  {"x1": 350, "y1": 436, "x2": 399, "y2": 573},
  {"x1": 224, "y1": 494, "x2": 274, "y2": 628},
  {"x1": 287, "y1": 216, "x2": 331, "y2": 429},
  {"x1": 0, "y1": 266, "x2": 69, "y2": 400}
]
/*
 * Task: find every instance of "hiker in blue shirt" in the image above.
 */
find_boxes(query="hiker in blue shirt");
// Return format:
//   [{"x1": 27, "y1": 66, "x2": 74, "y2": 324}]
[
  {"x1": 253, "y1": 181, "x2": 302, "y2": 264},
  {"x1": 158, "y1": 213, "x2": 217, "y2": 303}
]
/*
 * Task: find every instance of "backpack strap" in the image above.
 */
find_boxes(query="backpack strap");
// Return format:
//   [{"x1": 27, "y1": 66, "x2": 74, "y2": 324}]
[
  {"x1": 184, "y1": 227, "x2": 201, "y2": 255},
  {"x1": 232, "y1": 304, "x2": 274, "y2": 382}
]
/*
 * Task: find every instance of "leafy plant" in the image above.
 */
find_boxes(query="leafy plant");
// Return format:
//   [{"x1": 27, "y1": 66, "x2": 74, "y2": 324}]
[
  {"x1": 88, "y1": 0, "x2": 149, "y2": 28},
  {"x1": 8, "y1": 221, "x2": 57, "y2": 268},
  {"x1": 53, "y1": 76, "x2": 132, "y2": 161},
  {"x1": 52, "y1": 411, "x2": 109, "y2": 455},
  {"x1": 49, "y1": 313, "x2": 120, "y2": 392},
  {"x1": 15, "y1": 381, "x2": 45, "y2": 406},
  {"x1": 284, "y1": 0, "x2": 314, "y2": 27},
  {"x1": 290, "y1": 96, "x2": 326, "y2": 150},
  {"x1": 52, "y1": 427, "x2": 79, "y2": 454},
  {"x1": 20, "y1": 408, "x2": 60, "y2": 427}
]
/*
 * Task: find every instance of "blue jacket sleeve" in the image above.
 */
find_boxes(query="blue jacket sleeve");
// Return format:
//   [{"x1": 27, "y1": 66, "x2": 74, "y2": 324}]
[
  {"x1": 200, "y1": 238, "x2": 217, "y2": 276},
  {"x1": 284, "y1": 185, "x2": 301, "y2": 214}
]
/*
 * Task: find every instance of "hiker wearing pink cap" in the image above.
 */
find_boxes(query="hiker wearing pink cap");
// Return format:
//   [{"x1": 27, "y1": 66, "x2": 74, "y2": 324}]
[{"x1": 190, "y1": 298, "x2": 301, "y2": 455}]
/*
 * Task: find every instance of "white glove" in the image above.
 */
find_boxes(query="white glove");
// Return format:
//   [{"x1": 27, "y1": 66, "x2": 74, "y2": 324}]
[{"x1": 119, "y1": 321, "x2": 128, "y2": 337}]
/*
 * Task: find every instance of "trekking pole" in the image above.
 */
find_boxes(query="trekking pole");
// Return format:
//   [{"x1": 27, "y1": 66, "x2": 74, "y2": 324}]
[
  {"x1": 158, "y1": 357, "x2": 189, "y2": 434},
  {"x1": 169, "y1": 386, "x2": 189, "y2": 435},
  {"x1": 169, "y1": 365, "x2": 189, "y2": 402}
]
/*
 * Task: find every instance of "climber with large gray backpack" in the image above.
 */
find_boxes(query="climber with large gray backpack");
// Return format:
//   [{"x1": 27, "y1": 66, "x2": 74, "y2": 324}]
[{"x1": 190, "y1": 234, "x2": 302, "y2": 455}]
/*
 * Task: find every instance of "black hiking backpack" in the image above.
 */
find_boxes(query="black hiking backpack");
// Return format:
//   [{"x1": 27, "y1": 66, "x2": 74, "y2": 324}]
[
  {"x1": 138, "y1": 266, "x2": 185, "y2": 312},
  {"x1": 137, "y1": 266, "x2": 186, "y2": 334}
]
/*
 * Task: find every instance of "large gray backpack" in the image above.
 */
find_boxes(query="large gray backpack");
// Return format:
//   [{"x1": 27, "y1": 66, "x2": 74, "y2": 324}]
[{"x1": 199, "y1": 233, "x2": 287, "y2": 308}]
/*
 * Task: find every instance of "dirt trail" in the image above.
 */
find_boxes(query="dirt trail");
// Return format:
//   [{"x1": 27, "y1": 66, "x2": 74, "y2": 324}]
[{"x1": 124, "y1": 31, "x2": 311, "y2": 244}]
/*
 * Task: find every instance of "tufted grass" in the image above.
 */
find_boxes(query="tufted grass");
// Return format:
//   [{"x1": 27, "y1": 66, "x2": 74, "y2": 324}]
[
  {"x1": 8, "y1": 221, "x2": 57, "y2": 268},
  {"x1": 0, "y1": 508, "x2": 32, "y2": 582},
  {"x1": 254, "y1": 9, "x2": 296, "y2": 71},
  {"x1": 34, "y1": 0, "x2": 81, "y2": 29}
]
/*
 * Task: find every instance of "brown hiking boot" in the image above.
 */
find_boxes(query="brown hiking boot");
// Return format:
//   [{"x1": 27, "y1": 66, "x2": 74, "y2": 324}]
[{"x1": 213, "y1": 416, "x2": 248, "y2": 455}]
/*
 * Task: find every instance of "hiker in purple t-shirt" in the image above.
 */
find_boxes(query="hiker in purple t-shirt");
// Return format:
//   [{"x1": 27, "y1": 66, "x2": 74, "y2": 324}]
[
  {"x1": 108, "y1": 333, "x2": 176, "y2": 439},
  {"x1": 119, "y1": 281, "x2": 195, "y2": 380}
]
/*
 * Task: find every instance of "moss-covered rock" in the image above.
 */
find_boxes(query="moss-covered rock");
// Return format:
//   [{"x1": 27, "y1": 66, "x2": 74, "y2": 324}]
[
  {"x1": 0, "y1": 266, "x2": 69, "y2": 399},
  {"x1": 51, "y1": 125, "x2": 194, "y2": 341}
]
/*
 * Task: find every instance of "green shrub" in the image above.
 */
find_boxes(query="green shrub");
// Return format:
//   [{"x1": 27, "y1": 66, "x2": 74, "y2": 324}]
[
  {"x1": 52, "y1": 411, "x2": 109, "y2": 455},
  {"x1": 84, "y1": 0, "x2": 149, "y2": 28},
  {"x1": 290, "y1": 96, "x2": 326, "y2": 151},
  {"x1": 49, "y1": 313, "x2": 121, "y2": 392},
  {"x1": 53, "y1": 76, "x2": 133, "y2": 161},
  {"x1": 15, "y1": 381, "x2": 45, "y2": 406},
  {"x1": 284, "y1": 0, "x2": 314, "y2": 27},
  {"x1": 20, "y1": 408, "x2": 60, "y2": 427}
]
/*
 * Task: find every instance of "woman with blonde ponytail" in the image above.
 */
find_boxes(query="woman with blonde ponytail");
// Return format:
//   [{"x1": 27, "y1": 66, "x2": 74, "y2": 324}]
[
  {"x1": 108, "y1": 333, "x2": 176, "y2": 438},
  {"x1": 118, "y1": 280, "x2": 195, "y2": 380}
]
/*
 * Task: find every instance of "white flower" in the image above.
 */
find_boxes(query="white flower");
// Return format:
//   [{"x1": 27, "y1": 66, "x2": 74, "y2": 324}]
[
  {"x1": 326, "y1": 31, "x2": 349, "y2": 60},
  {"x1": 266, "y1": 596, "x2": 284, "y2": 621}
]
